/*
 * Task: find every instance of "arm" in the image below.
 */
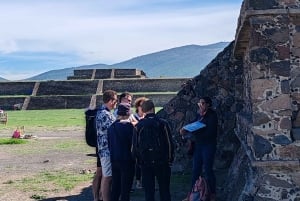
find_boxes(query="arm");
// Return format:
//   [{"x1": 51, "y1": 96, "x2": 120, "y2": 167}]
[
  {"x1": 163, "y1": 121, "x2": 175, "y2": 164},
  {"x1": 131, "y1": 126, "x2": 139, "y2": 161}
]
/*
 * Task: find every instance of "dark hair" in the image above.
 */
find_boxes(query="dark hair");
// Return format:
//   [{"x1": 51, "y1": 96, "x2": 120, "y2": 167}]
[
  {"x1": 118, "y1": 92, "x2": 132, "y2": 103},
  {"x1": 134, "y1": 97, "x2": 148, "y2": 113},
  {"x1": 102, "y1": 90, "x2": 117, "y2": 103},
  {"x1": 200, "y1": 96, "x2": 212, "y2": 107},
  {"x1": 141, "y1": 99, "x2": 155, "y2": 113},
  {"x1": 117, "y1": 103, "x2": 131, "y2": 116}
]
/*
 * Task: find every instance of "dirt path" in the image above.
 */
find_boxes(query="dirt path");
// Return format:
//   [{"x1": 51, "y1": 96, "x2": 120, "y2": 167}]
[{"x1": 0, "y1": 127, "x2": 190, "y2": 201}]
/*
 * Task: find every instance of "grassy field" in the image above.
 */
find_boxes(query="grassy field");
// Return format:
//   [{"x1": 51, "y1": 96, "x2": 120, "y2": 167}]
[
  {"x1": 3, "y1": 109, "x2": 85, "y2": 129},
  {"x1": 2, "y1": 107, "x2": 163, "y2": 130}
]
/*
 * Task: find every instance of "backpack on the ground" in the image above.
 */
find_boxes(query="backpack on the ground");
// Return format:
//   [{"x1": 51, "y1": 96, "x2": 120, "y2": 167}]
[
  {"x1": 85, "y1": 109, "x2": 98, "y2": 147},
  {"x1": 137, "y1": 118, "x2": 165, "y2": 164},
  {"x1": 189, "y1": 176, "x2": 211, "y2": 201}
]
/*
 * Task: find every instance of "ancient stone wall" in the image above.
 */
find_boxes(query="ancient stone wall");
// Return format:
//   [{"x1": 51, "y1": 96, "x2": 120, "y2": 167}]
[
  {"x1": 27, "y1": 95, "x2": 93, "y2": 110},
  {"x1": 157, "y1": 0, "x2": 300, "y2": 200},
  {"x1": 0, "y1": 97, "x2": 26, "y2": 110},
  {"x1": 68, "y1": 68, "x2": 146, "y2": 80},
  {"x1": 103, "y1": 78, "x2": 188, "y2": 93},
  {"x1": 0, "y1": 77, "x2": 186, "y2": 109},
  {"x1": 36, "y1": 80, "x2": 99, "y2": 96},
  {"x1": 0, "y1": 82, "x2": 35, "y2": 96}
]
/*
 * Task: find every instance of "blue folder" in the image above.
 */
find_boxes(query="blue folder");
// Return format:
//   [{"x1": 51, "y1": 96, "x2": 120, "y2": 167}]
[{"x1": 183, "y1": 121, "x2": 206, "y2": 132}]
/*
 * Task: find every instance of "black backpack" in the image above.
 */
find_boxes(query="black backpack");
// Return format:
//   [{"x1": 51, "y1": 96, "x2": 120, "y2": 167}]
[
  {"x1": 137, "y1": 118, "x2": 166, "y2": 164},
  {"x1": 85, "y1": 109, "x2": 98, "y2": 147}
]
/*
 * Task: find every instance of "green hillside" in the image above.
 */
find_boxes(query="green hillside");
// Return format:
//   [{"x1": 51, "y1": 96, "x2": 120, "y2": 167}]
[{"x1": 25, "y1": 42, "x2": 229, "y2": 80}]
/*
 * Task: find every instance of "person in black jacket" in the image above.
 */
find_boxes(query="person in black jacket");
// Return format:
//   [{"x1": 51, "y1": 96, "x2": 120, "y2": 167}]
[
  {"x1": 108, "y1": 103, "x2": 135, "y2": 201},
  {"x1": 132, "y1": 99, "x2": 174, "y2": 201},
  {"x1": 181, "y1": 96, "x2": 218, "y2": 200}
]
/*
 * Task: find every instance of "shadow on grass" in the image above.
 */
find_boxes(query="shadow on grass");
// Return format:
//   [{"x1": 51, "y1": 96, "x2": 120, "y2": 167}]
[{"x1": 39, "y1": 173, "x2": 191, "y2": 201}]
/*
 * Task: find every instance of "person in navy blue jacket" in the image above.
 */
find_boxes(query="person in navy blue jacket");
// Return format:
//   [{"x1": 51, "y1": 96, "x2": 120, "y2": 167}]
[
  {"x1": 108, "y1": 103, "x2": 135, "y2": 201},
  {"x1": 181, "y1": 96, "x2": 218, "y2": 201}
]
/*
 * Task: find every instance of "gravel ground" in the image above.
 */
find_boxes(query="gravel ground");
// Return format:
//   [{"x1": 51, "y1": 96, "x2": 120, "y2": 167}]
[{"x1": 0, "y1": 127, "x2": 190, "y2": 201}]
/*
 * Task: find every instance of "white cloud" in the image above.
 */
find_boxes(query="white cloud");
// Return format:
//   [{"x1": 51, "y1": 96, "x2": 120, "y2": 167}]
[
  {"x1": 0, "y1": 0, "x2": 243, "y2": 79},
  {"x1": 0, "y1": 39, "x2": 19, "y2": 53}
]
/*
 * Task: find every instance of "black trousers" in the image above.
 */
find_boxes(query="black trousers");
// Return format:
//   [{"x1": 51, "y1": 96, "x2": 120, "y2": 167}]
[
  {"x1": 111, "y1": 161, "x2": 134, "y2": 201},
  {"x1": 141, "y1": 163, "x2": 171, "y2": 201}
]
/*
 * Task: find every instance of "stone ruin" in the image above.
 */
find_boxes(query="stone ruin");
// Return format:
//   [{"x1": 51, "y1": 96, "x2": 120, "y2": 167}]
[
  {"x1": 157, "y1": 0, "x2": 300, "y2": 200},
  {"x1": 0, "y1": 69, "x2": 188, "y2": 110},
  {"x1": 67, "y1": 68, "x2": 146, "y2": 80}
]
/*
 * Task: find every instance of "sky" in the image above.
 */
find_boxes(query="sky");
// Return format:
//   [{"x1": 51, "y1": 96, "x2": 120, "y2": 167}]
[{"x1": 0, "y1": 0, "x2": 243, "y2": 80}]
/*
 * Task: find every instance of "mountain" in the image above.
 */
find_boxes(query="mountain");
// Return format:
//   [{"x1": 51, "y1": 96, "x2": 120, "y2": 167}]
[
  {"x1": 113, "y1": 42, "x2": 229, "y2": 78},
  {"x1": 26, "y1": 42, "x2": 230, "y2": 80},
  {"x1": 0, "y1": 76, "x2": 8, "y2": 82},
  {"x1": 27, "y1": 63, "x2": 109, "y2": 81}
]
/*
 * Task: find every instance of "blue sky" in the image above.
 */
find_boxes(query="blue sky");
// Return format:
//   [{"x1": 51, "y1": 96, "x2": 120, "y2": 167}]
[{"x1": 0, "y1": 0, "x2": 243, "y2": 80}]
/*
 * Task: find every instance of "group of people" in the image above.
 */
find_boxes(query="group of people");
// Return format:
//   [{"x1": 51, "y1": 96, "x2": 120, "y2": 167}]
[
  {"x1": 91, "y1": 90, "x2": 218, "y2": 201},
  {"x1": 92, "y1": 90, "x2": 174, "y2": 201}
]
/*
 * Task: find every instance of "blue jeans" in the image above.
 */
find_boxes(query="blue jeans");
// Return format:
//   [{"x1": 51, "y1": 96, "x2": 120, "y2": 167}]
[{"x1": 191, "y1": 143, "x2": 216, "y2": 193}]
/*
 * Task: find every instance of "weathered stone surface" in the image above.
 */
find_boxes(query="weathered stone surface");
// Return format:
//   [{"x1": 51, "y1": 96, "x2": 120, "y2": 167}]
[
  {"x1": 260, "y1": 94, "x2": 292, "y2": 112},
  {"x1": 272, "y1": 134, "x2": 292, "y2": 145},
  {"x1": 276, "y1": 144, "x2": 300, "y2": 159},
  {"x1": 292, "y1": 112, "x2": 300, "y2": 127},
  {"x1": 253, "y1": 134, "x2": 273, "y2": 158},
  {"x1": 270, "y1": 61, "x2": 291, "y2": 77},
  {"x1": 293, "y1": 32, "x2": 300, "y2": 47},
  {"x1": 282, "y1": 0, "x2": 299, "y2": 7},
  {"x1": 279, "y1": 117, "x2": 292, "y2": 130},
  {"x1": 250, "y1": 48, "x2": 274, "y2": 64},
  {"x1": 249, "y1": 0, "x2": 278, "y2": 10},
  {"x1": 251, "y1": 65, "x2": 266, "y2": 79},
  {"x1": 291, "y1": 76, "x2": 300, "y2": 88},
  {"x1": 280, "y1": 80, "x2": 290, "y2": 94},
  {"x1": 269, "y1": 28, "x2": 290, "y2": 43},
  {"x1": 253, "y1": 196, "x2": 276, "y2": 201},
  {"x1": 291, "y1": 47, "x2": 300, "y2": 58},
  {"x1": 276, "y1": 45, "x2": 290, "y2": 60},
  {"x1": 251, "y1": 29, "x2": 269, "y2": 47},
  {"x1": 291, "y1": 128, "x2": 300, "y2": 140},
  {"x1": 253, "y1": 112, "x2": 271, "y2": 126},
  {"x1": 251, "y1": 79, "x2": 277, "y2": 100}
]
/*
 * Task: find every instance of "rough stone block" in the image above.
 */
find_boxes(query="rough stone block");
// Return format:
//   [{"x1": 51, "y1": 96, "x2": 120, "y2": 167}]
[
  {"x1": 293, "y1": 32, "x2": 300, "y2": 47},
  {"x1": 276, "y1": 144, "x2": 300, "y2": 159},
  {"x1": 280, "y1": 80, "x2": 290, "y2": 94},
  {"x1": 253, "y1": 134, "x2": 273, "y2": 158},
  {"x1": 270, "y1": 61, "x2": 291, "y2": 77},
  {"x1": 291, "y1": 77, "x2": 300, "y2": 88},
  {"x1": 250, "y1": 48, "x2": 274, "y2": 64},
  {"x1": 292, "y1": 48, "x2": 300, "y2": 58},
  {"x1": 249, "y1": 0, "x2": 278, "y2": 10},
  {"x1": 253, "y1": 112, "x2": 271, "y2": 126},
  {"x1": 291, "y1": 128, "x2": 300, "y2": 140},
  {"x1": 276, "y1": 45, "x2": 290, "y2": 60},
  {"x1": 272, "y1": 134, "x2": 292, "y2": 145},
  {"x1": 251, "y1": 79, "x2": 277, "y2": 100},
  {"x1": 270, "y1": 28, "x2": 290, "y2": 43},
  {"x1": 279, "y1": 117, "x2": 292, "y2": 130},
  {"x1": 260, "y1": 94, "x2": 291, "y2": 112}
]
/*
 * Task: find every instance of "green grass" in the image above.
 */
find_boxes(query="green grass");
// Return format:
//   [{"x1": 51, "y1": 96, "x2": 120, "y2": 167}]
[
  {"x1": 0, "y1": 138, "x2": 27, "y2": 145},
  {"x1": 3, "y1": 108, "x2": 163, "y2": 130},
  {"x1": 4, "y1": 109, "x2": 85, "y2": 129},
  {"x1": 11, "y1": 171, "x2": 93, "y2": 193}
]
